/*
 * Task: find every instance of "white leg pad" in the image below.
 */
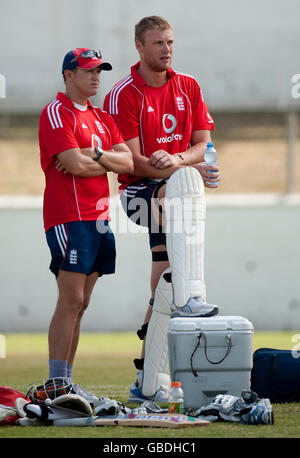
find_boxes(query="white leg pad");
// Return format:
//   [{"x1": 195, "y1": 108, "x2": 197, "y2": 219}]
[
  {"x1": 165, "y1": 167, "x2": 206, "y2": 308},
  {"x1": 142, "y1": 268, "x2": 172, "y2": 397}
]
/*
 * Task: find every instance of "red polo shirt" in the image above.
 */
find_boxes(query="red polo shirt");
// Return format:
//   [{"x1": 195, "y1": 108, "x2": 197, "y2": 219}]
[
  {"x1": 39, "y1": 92, "x2": 124, "y2": 231},
  {"x1": 104, "y1": 62, "x2": 214, "y2": 189}
]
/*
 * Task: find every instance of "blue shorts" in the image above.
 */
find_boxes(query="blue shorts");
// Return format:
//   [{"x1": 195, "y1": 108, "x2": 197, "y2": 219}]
[
  {"x1": 120, "y1": 179, "x2": 166, "y2": 249},
  {"x1": 46, "y1": 220, "x2": 116, "y2": 277}
]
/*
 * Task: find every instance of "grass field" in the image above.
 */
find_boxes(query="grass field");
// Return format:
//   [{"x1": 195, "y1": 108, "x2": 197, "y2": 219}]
[
  {"x1": 1, "y1": 117, "x2": 299, "y2": 449},
  {"x1": 0, "y1": 331, "x2": 299, "y2": 439}
]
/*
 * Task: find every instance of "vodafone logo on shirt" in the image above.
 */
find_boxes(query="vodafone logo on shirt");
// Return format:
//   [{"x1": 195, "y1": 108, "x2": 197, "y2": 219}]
[
  {"x1": 92, "y1": 133, "x2": 103, "y2": 149},
  {"x1": 157, "y1": 113, "x2": 183, "y2": 144},
  {"x1": 162, "y1": 114, "x2": 177, "y2": 134}
]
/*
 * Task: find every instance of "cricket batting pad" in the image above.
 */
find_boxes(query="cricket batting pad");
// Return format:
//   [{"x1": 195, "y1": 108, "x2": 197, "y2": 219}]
[
  {"x1": 142, "y1": 268, "x2": 172, "y2": 397},
  {"x1": 165, "y1": 167, "x2": 206, "y2": 308}
]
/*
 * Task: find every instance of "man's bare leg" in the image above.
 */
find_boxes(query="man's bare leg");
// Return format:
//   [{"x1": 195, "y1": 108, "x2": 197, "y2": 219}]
[
  {"x1": 67, "y1": 272, "x2": 99, "y2": 367},
  {"x1": 48, "y1": 270, "x2": 99, "y2": 377}
]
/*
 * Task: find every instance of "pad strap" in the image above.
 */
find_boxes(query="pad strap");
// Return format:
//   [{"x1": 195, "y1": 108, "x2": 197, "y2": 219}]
[
  {"x1": 133, "y1": 358, "x2": 144, "y2": 370},
  {"x1": 152, "y1": 251, "x2": 169, "y2": 262},
  {"x1": 137, "y1": 323, "x2": 148, "y2": 340}
]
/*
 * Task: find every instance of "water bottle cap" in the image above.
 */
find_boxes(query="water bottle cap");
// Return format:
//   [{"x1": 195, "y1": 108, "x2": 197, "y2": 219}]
[
  {"x1": 207, "y1": 142, "x2": 213, "y2": 147},
  {"x1": 171, "y1": 382, "x2": 182, "y2": 387}
]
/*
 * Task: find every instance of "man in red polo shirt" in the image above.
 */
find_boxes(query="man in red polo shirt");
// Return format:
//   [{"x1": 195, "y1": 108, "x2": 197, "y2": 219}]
[
  {"x1": 37, "y1": 48, "x2": 133, "y2": 403},
  {"x1": 104, "y1": 17, "x2": 220, "y2": 403}
]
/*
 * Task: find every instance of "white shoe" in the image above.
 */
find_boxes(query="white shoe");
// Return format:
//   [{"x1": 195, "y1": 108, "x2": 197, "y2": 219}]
[
  {"x1": 171, "y1": 297, "x2": 219, "y2": 318},
  {"x1": 128, "y1": 382, "x2": 170, "y2": 404},
  {"x1": 127, "y1": 370, "x2": 170, "y2": 404},
  {"x1": 71, "y1": 383, "x2": 102, "y2": 406}
]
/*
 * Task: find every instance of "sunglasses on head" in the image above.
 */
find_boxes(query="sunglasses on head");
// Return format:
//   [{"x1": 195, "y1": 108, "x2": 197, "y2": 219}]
[{"x1": 63, "y1": 50, "x2": 102, "y2": 71}]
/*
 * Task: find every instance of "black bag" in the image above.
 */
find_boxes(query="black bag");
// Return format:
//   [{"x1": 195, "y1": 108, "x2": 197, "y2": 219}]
[{"x1": 251, "y1": 348, "x2": 300, "y2": 403}]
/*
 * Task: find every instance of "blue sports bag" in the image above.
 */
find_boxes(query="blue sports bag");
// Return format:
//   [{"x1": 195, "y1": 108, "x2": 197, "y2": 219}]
[{"x1": 251, "y1": 348, "x2": 300, "y2": 403}]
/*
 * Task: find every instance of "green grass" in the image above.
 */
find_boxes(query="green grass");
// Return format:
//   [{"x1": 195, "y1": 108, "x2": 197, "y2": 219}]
[{"x1": 0, "y1": 331, "x2": 299, "y2": 439}]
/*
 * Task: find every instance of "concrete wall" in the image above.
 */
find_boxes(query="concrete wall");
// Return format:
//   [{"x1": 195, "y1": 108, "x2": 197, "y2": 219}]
[
  {"x1": 0, "y1": 195, "x2": 299, "y2": 332},
  {"x1": 0, "y1": 0, "x2": 299, "y2": 113}
]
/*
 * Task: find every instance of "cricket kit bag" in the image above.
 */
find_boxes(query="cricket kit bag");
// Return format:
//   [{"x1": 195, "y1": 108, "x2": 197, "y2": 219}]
[
  {"x1": 251, "y1": 348, "x2": 300, "y2": 403},
  {"x1": 0, "y1": 386, "x2": 30, "y2": 425}
]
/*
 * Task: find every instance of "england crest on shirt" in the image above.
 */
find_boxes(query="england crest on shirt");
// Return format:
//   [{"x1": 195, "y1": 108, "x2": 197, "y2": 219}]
[
  {"x1": 176, "y1": 97, "x2": 185, "y2": 111},
  {"x1": 95, "y1": 120, "x2": 105, "y2": 133}
]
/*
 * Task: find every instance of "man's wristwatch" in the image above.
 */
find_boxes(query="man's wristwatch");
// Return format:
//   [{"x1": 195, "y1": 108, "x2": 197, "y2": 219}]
[
  {"x1": 93, "y1": 146, "x2": 104, "y2": 162},
  {"x1": 177, "y1": 153, "x2": 185, "y2": 164}
]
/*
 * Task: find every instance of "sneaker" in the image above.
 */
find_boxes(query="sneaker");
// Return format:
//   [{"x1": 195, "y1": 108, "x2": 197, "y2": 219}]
[
  {"x1": 127, "y1": 370, "x2": 144, "y2": 403},
  {"x1": 128, "y1": 382, "x2": 170, "y2": 404},
  {"x1": 71, "y1": 383, "x2": 101, "y2": 406},
  {"x1": 171, "y1": 297, "x2": 219, "y2": 318}
]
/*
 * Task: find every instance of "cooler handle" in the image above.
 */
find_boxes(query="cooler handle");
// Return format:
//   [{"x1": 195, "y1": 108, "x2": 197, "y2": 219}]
[{"x1": 190, "y1": 331, "x2": 233, "y2": 377}]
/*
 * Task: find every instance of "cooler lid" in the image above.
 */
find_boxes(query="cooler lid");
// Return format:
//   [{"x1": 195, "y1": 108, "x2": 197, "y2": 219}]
[{"x1": 168, "y1": 315, "x2": 254, "y2": 332}]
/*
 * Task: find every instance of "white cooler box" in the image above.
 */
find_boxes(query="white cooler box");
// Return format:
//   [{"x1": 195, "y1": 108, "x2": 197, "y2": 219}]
[{"x1": 168, "y1": 316, "x2": 254, "y2": 410}]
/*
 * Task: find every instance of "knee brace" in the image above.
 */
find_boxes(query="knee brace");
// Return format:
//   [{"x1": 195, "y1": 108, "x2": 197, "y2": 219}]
[{"x1": 165, "y1": 166, "x2": 206, "y2": 308}]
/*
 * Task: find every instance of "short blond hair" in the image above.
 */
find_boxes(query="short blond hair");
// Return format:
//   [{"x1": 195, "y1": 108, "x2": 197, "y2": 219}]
[{"x1": 135, "y1": 16, "x2": 172, "y2": 44}]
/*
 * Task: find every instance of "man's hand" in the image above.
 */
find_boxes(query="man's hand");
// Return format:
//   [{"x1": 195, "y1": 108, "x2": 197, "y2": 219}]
[
  {"x1": 148, "y1": 150, "x2": 182, "y2": 169},
  {"x1": 56, "y1": 158, "x2": 67, "y2": 173},
  {"x1": 193, "y1": 162, "x2": 220, "y2": 188}
]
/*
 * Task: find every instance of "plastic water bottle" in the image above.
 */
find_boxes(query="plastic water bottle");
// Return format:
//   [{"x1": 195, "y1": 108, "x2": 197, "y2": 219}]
[
  {"x1": 168, "y1": 382, "x2": 184, "y2": 414},
  {"x1": 204, "y1": 141, "x2": 218, "y2": 187}
]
